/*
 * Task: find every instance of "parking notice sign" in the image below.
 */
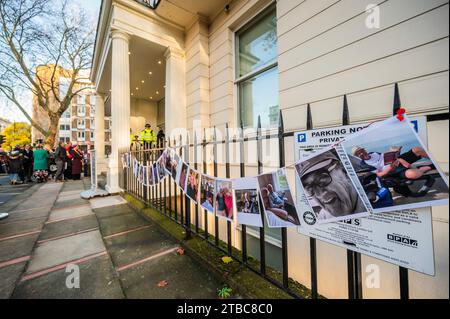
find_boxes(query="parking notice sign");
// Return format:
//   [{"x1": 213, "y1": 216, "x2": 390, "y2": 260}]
[{"x1": 294, "y1": 117, "x2": 435, "y2": 275}]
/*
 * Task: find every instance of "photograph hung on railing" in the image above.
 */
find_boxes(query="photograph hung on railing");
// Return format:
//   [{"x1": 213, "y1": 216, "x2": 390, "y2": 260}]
[
  {"x1": 257, "y1": 168, "x2": 301, "y2": 228},
  {"x1": 341, "y1": 115, "x2": 449, "y2": 213},
  {"x1": 233, "y1": 177, "x2": 263, "y2": 228},
  {"x1": 122, "y1": 113, "x2": 449, "y2": 229},
  {"x1": 293, "y1": 114, "x2": 440, "y2": 276}
]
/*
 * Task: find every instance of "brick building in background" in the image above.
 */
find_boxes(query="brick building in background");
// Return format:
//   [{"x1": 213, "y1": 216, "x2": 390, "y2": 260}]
[{"x1": 31, "y1": 65, "x2": 111, "y2": 153}]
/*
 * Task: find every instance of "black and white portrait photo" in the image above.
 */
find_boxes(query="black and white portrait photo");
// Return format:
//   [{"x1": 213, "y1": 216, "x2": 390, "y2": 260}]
[{"x1": 296, "y1": 148, "x2": 369, "y2": 223}]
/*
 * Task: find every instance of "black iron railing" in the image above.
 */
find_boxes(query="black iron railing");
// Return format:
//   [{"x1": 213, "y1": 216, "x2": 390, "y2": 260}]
[{"x1": 119, "y1": 83, "x2": 419, "y2": 299}]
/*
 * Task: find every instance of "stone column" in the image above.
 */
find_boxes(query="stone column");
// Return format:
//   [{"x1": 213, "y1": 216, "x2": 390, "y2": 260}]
[
  {"x1": 164, "y1": 47, "x2": 187, "y2": 140},
  {"x1": 94, "y1": 93, "x2": 106, "y2": 173},
  {"x1": 106, "y1": 29, "x2": 130, "y2": 194}
]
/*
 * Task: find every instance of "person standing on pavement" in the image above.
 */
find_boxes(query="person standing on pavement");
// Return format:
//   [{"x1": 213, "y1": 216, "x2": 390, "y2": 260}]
[
  {"x1": 22, "y1": 144, "x2": 33, "y2": 183},
  {"x1": 54, "y1": 141, "x2": 66, "y2": 182},
  {"x1": 70, "y1": 143, "x2": 83, "y2": 180},
  {"x1": 8, "y1": 147, "x2": 23, "y2": 185},
  {"x1": 64, "y1": 141, "x2": 73, "y2": 180},
  {"x1": 139, "y1": 123, "x2": 156, "y2": 150},
  {"x1": 33, "y1": 144, "x2": 49, "y2": 172},
  {"x1": 156, "y1": 127, "x2": 165, "y2": 148}
]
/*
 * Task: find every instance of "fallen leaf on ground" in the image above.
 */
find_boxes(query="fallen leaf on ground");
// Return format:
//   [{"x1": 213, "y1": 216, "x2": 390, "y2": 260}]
[
  {"x1": 176, "y1": 247, "x2": 185, "y2": 255},
  {"x1": 221, "y1": 256, "x2": 233, "y2": 264},
  {"x1": 157, "y1": 280, "x2": 168, "y2": 287}
]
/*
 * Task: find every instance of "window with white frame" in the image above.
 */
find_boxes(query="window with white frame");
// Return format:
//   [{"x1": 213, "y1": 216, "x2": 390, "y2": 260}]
[
  {"x1": 90, "y1": 105, "x2": 95, "y2": 117},
  {"x1": 90, "y1": 119, "x2": 95, "y2": 129},
  {"x1": 77, "y1": 104, "x2": 85, "y2": 117},
  {"x1": 90, "y1": 131, "x2": 94, "y2": 140},
  {"x1": 77, "y1": 131, "x2": 85, "y2": 141},
  {"x1": 90, "y1": 95, "x2": 96, "y2": 106},
  {"x1": 77, "y1": 94, "x2": 85, "y2": 105},
  {"x1": 236, "y1": 6, "x2": 278, "y2": 128},
  {"x1": 77, "y1": 119, "x2": 85, "y2": 129},
  {"x1": 62, "y1": 107, "x2": 71, "y2": 118}
]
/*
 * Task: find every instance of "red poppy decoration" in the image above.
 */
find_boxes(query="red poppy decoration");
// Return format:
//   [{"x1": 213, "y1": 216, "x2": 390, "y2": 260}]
[{"x1": 396, "y1": 107, "x2": 406, "y2": 121}]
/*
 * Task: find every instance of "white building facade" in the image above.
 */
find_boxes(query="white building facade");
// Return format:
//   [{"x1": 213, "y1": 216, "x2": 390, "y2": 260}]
[{"x1": 91, "y1": 0, "x2": 449, "y2": 298}]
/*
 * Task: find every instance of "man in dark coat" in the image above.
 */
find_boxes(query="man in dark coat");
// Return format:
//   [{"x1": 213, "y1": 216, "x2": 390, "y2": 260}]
[
  {"x1": 54, "y1": 141, "x2": 67, "y2": 182},
  {"x1": 8, "y1": 147, "x2": 23, "y2": 185},
  {"x1": 21, "y1": 144, "x2": 33, "y2": 183}
]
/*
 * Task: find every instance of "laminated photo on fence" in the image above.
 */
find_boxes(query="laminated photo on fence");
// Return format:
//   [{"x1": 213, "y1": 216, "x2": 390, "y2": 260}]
[
  {"x1": 296, "y1": 147, "x2": 372, "y2": 224},
  {"x1": 215, "y1": 179, "x2": 234, "y2": 221},
  {"x1": 233, "y1": 177, "x2": 263, "y2": 227},
  {"x1": 257, "y1": 168, "x2": 301, "y2": 228},
  {"x1": 341, "y1": 115, "x2": 449, "y2": 213},
  {"x1": 177, "y1": 162, "x2": 189, "y2": 190},
  {"x1": 165, "y1": 149, "x2": 181, "y2": 180},
  {"x1": 200, "y1": 174, "x2": 216, "y2": 213},
  {"x1": 138, "y1": 165, "x2": 146, "y2": 184},
  {"x1": 133, "y1": 158, "x2": 139, "y2": 178},
  {"x1": 186, "y1": 168, "x2": 200, "y2": 203},
  {"x1": 155, "y1": 156, "x2": 167, "y2": 181},
  {"x1": 152, "y1": 163, "x2": 159, "y2": 185}
]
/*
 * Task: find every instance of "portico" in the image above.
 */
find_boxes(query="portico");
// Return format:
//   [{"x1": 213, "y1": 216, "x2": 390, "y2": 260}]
[{"x1": 92, "y1": 1, "x2": 185, "y2": 192}]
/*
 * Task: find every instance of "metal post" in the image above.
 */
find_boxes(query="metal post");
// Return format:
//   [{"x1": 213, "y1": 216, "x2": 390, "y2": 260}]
[
  {"x1": 203, "y1": 128, "x2": 208, "y2": 240},
  {"x1": 173, "y1": 138, "x2": 178, "y2": 221},
  {"x1": 194, "y1": 131, "x2": 199, "y2": 234},
  {"x1": 185, "y1": 133, "x2": 191, "y2": 240},
  {"x1": 257, "y1": 116, "x2": 266, "y2": 275},
  {"x1": 239, "y1": 120, "x2": 247, "y2": 263},
  {"x1": 225, "y1": 123, "x2": 232, "y2": 256},
  {"x1": 179, "y1": 135, "x2": 184, "y2": 226},
  {"x1": 307, "y1": 104, "x2": 318, "y2": 299},
  {"x1": 213, "y1": 127, "x2": 219, "y2": 247},
  {"x1": 168, "y1": 139, "x2": 172, "y2": 218},
  {"x1": 278, "y1": 110, "x2": 289, "y2": 289},
  {"x1": 341, "y1": 95, "x2": 363, "y2": 299},
  {"x1": 393, "y1": 83, "x2": 409, "y2": 300}
]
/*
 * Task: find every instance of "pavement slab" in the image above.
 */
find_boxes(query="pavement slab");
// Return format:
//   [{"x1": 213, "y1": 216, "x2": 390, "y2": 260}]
[
  {"x1": 0, "y1": 234, "x2": 39, "y2": 263},
  {"x1": 56, "y1": 192, "x2": 84, "y2": 202},
  {"x1": 26, "y1": 230, "x2": 106, "y2": 274},
  {"x1": 94, "y1": 204, "x2": 135, "y2": 220},
  {"x1": 4, "y1": 206, "x2": 53, "y2": 223},
  {"x1": 90, "y1": 196, "x2": 127, "y2": 209},
  {"x1": 119, "y1": 252, "x2": 220, "y2": 299},
  {"x1": 52, "y1": 198, "x2": 88, "y2": 209},
  {"x1": 47, "y1": 205, "x2": 93, "y2": 223},
  {"x1": 12, "y1": 254, "x2": 124, "y2": 299},
  {"x1": 0, "y1": 262, "x2": 27, "y2": 299},
  {"x1": 39, "y1": 215, "x2": 99, "y2": 242},
  {"x1": 96, "y1": 210, "x2": 150, "y2": 237},
  {"x1": 104, "y1": 227, "x2": 175, "y2": 268},
  {"x1": 0, "y1": 218, "x2": 46, "y2": 239}
]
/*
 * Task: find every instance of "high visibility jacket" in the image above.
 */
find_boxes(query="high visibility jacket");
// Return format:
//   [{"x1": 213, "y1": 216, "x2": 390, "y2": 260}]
[
  {"x1": 139, "y1": 129, "x2": 156, "y2": 143},
  {"x1": 130, "y1": 133, "x2": 134, "y2": 144}
]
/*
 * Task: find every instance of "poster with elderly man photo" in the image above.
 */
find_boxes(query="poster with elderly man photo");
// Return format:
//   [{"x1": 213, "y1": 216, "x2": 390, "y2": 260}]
[
  {"x1": 295, "y1": 147, "x2": 372, "y2": 224},
  {"x1": 257, "y1": 168, "x2": 301, "y2": 228},
  {"x1": 342, "y1": 115, "x2": 449, "y2": 213}
]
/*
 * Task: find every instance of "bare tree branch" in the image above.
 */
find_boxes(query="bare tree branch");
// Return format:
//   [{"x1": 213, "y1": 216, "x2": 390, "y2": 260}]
[{"x1": 0, "y1": 0, "x2": 95, "y2": 145}]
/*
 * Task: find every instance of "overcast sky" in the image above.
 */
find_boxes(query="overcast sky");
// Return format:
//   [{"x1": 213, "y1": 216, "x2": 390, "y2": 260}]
[{"x1": 0, "y1": 0, "x2": 102, "y2": 123}]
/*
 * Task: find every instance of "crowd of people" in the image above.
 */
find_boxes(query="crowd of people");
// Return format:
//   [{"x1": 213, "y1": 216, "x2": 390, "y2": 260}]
[{"x1": 0, "y1": 141, "x2": 87, "y2": 185}]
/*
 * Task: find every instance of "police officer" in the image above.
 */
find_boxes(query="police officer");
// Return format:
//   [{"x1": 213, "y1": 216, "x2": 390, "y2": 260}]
[{"x1": 139, "y1": 123, "x2": 156, "y2": 149}]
